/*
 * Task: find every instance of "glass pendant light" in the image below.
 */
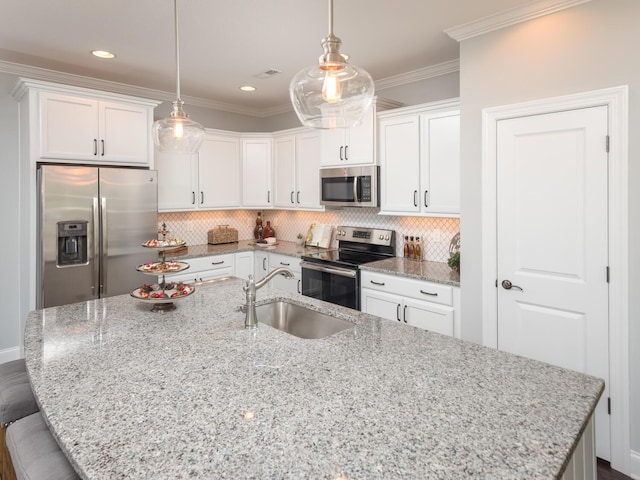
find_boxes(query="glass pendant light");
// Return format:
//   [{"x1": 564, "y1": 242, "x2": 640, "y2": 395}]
[
  {"x1": 289, "y1": 0, "x2": 375, "y2": 129},
  {"x1": 152, "y1": 0, "x2": 205, "y2": 154}
]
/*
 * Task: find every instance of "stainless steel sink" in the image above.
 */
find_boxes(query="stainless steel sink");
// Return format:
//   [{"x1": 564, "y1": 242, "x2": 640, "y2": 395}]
[{"x1": 255, "y1": 301, "x2": 354, "y2": 339}]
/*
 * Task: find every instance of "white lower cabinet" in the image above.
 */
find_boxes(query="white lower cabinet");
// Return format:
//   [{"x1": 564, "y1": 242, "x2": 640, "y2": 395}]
[
  {"x1": 254, "y1": 251, "x2": 269, "y2": 282},
  {"x1": 360, "y1": 271, "x2": 459, "y2": 337},
  {"x1": 169, "y1": 254, "x2": 234, "y2": 284},
  {"x1": 234, "y1": 251, "x2": 254, "y2": 281},
  {"x1": 268, "y1": 253, "x2": 301, "y2": 294}
]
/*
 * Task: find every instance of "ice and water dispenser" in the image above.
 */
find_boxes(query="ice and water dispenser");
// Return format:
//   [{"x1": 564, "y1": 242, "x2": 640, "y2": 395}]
[{"x1": 57, "y1": 221, "x2": 88, "y2": 266}]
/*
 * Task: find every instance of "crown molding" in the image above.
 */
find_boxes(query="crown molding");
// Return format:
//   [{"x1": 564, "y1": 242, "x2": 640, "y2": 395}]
[
  {"x1": 445, "y1": 0, "x2": 593, "y2": 42},
  {"x1": 375, "y1": 60, "x2": 460, "y2": 91},
  {"x1": 0, "y1": 58, "x2": 448, "y2": 118}
]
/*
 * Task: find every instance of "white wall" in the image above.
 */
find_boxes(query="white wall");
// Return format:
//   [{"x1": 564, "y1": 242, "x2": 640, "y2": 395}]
[
  {"x1": 0, "y1": 72, "x2": 21, "y2": 361},
  {"x1": 458, "y1": 0, "x2": 640, "y2": 468}
]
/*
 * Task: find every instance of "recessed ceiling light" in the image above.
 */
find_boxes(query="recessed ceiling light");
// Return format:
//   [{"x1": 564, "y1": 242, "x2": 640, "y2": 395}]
[
  {"x1": 240, "y1": 86, "x2": 256, "y2": 92},
  {"x1": 91, "y1": 50, "x2": 116, "y2": 59}
]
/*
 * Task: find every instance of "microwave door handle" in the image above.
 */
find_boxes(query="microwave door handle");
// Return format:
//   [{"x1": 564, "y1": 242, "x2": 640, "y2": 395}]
[{"x1": 353, "y1": 175, "x2": 359, "y2": 202}]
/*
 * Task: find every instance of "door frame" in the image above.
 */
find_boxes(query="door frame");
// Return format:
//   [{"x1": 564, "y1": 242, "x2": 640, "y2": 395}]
[{"x1": 481, "y1": 86, "x2": 629, "y2": 473}]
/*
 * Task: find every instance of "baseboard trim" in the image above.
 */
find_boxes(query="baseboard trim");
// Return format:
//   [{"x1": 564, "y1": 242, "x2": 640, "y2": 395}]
[
  {"x1": 0, "y1": 347, "x2": 22, "y2": 364},
  {"x1": 630, "y1": 449, "x2": 640, "y2": 479}
]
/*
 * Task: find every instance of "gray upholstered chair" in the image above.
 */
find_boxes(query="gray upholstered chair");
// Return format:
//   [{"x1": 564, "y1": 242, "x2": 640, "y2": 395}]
[
  {"x1": 6, "y1": 412, "x2": 80, "y2": 480},
  {"x1": 1, "y1": 359, "x2": 40, "y2": 480}
]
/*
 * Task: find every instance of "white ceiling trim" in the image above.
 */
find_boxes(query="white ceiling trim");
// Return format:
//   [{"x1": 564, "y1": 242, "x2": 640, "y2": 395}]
[
  {"x1": 444, "y1": 0, "x2": 593, "y2": 42},
  {"x1": 375, "y1": 60, "x2": 460, "y2": 91},
  {"x1": 0, "y1": 58, "x2": 450, "y2": 118}
]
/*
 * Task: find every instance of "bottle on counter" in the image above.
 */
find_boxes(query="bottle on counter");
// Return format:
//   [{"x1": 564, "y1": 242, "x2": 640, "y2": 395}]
[
  {"x1": 263, "y1": 220, "x2": 275, "y2": 239},
  {"x1": 253, "y1": 212, "x2": 263, "y2": 240},
  {"x1": 414, "y1": 236, "x2": 422, "y2": 260},
  {"x1": 409, "y1": 236, "x2": 415, "y2": 259},
  {"x1": 403, "y1": 235, "x2": 410, "y2": 258}
]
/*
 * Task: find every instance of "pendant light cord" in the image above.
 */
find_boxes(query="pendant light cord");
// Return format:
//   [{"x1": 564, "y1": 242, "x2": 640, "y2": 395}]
[
  {"x1": 328, "y1": 0, "x2": 333, "y2": 36},
  {"x1": 174, "y1": 0, "x2": 181, "y2": 102}
]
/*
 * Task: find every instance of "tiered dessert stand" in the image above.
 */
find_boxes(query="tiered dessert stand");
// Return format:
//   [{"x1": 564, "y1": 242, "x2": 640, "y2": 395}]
[{"x1": 131, "y1": 224, "x2": 195, "y2": 312}]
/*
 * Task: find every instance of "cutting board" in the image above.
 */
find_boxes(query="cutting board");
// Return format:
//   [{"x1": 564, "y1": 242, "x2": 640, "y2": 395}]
[{"x1": 305, "y1": 224, "x2": 333, "y2": 248}]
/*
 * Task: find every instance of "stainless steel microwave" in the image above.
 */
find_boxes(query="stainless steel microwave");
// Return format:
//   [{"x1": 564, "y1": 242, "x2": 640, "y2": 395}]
[{"x1": 320, "y1": 165, "x2": 379, "y2": 208}]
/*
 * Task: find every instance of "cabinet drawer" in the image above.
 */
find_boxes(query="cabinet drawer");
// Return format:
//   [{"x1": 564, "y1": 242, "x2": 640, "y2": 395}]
[
  {"x1": 361, "y1": 271, "x2": 452, "y2": 306},
  {"x1": 269, "y1": 253, "x2": 301, "y2": 273},
  {"x1": 185, "y1": 254, "x2": 235, "y2": 274}
]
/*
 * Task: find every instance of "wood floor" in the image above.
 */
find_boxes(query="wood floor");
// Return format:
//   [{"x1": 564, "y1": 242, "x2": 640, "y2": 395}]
[{"x1": 597, "y1": 459, "x2": 634, "y2": 480}]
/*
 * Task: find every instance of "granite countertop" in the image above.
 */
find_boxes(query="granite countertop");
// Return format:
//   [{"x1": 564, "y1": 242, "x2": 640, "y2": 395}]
[
  {"x1": 24, "y1": 279, "x2": 602, "y2": 479},
  {"x1": 361, "y1": 258, "x2": 460, "y2": 287}
]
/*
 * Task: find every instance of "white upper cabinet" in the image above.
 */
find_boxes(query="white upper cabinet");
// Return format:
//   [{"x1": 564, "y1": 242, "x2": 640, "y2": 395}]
[
  {"x1": 320, "y1": 105, "x2": 376, "y2": 167},
  {"x1": 156, "y1": 130, "x2": 240, "y2": 212},
  {"x1": 39, "y1": 90, "x2": 154, "y2": 165},
  {"x1": 273, "y1": 129, "x2": 323, "y2": 211},
  {"x1": 379, "y1": 100, "x2": 460, "y2": 217},
  {"x1": 242, "y1": 136, "x2": 273, "y2": 208}
]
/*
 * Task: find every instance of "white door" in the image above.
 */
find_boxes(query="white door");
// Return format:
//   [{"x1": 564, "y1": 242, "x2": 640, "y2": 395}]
[
  {"x1": 496, "y1": 106, "x2": 610, "y2": 459},
  {"x1": 295, "y1": 131, "x2": 322, "y2": 210},
  {"x1": 273, "y1": 136, "x2": 296, "y2": 208},
  {"x1": 198, "y1": 134, "x2": 240, "y2": 209}
]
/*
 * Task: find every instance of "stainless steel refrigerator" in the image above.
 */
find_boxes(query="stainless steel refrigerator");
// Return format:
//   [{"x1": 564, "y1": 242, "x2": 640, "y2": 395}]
[{"x1": 37, "y1": 165, "x2": 158, "y2": 308}]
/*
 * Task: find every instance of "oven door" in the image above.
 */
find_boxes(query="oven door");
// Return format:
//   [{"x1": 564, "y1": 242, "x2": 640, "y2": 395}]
[{"x1": 300, "y1": 261, "x2": 360, "y2": 310}]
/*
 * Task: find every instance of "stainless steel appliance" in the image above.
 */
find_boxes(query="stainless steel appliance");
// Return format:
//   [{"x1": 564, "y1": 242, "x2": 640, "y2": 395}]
[
  {"x1": 37, "y1": 164, "x2": 158, "y2": 308},
  {"x1": 320, "y1": 165, "x2": 379, "y2": 208},
  {"x1": 301, "y1": 226, "x2": 395, "y2": 310}
]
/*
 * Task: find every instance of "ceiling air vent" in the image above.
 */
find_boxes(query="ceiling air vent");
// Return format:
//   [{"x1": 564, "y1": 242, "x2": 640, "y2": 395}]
[{"x1": 255, "y1": 69, "x2": 281, "y2": 79}]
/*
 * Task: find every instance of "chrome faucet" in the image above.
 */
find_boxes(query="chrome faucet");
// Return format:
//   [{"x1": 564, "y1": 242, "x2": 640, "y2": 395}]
[{"x1": 243, "y1": 267, "x2": 295, "y2": 329}]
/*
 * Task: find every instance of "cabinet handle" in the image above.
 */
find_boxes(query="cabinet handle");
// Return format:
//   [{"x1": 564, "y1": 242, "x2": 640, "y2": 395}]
[
  {"x1": 396, "y1": 304, "x2": 401, "y2": 322},
  {"x1": 280, "y1": 262, "x2": 290, "y2": 266},
  {"x1": 413, "y1": 190, "x2": 418, "y2": 207},
  {"x1": 291, "y1": 191, "x2": 295, "y2": 204},
  {"x1": 93, "y1": 139, "x2": 97, "y2": 156},
  {"x1": 192, "y1": 192, "x2": 195, "y2": 205},
  {"x1": 211, "y1": 261, "x2": 224, "y2": 265},
  {"x1": 424, "y1": 190, "x2": 429, "y2": 208},
  {"x1": 403, "y1": 305, "x2": 408, "y2": 323},
  {"x1": 297, "y1": 279, "x2": 301, "y2": 294},
  {"x1": 263, "y1": 258, "x2": 267, "y2": 271},
  {"x1": 420, "y1": 289, "x2": 438, "y2": 296},
  {"x1": 201, "y1": 191, "x2": 204, "y2": 204},
  {"x1": 101, "y1": 139, "x2": 105, "y2": 156},
  {"x1": 370, "y1": 280, "x2": 385, "y2": 286},
  {"x1": 296, "y1": 191, "x2": 300, "y2": 204},
  {"x1": 267, "y1": 190, "x2": 271, "y2": 203},
  {"x1": 344, "y1": 145, "x2": 348, "y2": 161},
  {"x1": 339, "y1": 146, "x2": 344, "y2": 161}
]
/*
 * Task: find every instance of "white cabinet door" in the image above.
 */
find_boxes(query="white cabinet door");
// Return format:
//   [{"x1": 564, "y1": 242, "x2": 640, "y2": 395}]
[
  {"x1": 321, "y1": 107, "x2": 375, "y2": 167},
  {"x1": 242, "y1": 137, "x2": 273, "y2": 208},
  {"x1": 39, "y1": 91, "x2": 152, "y2": 165},
  {"x1": 198, "y1": 133, "x2": 240, "y2": 209},
  {"x1": 273, "y1": 135, "x2": 296, "y2": 208},
  {"x1": 272, "y1": 271, "x2": 301, "y2": 294},
  {"x1": 420, "y1": 112, "x2": 460, "y2": 215},
  {"x1": 254, "y1": 251, "x2": 269, "y2": 281},
  {"x1": 234, "y1": 251, "x2": 254, "y2": 280},
  {"x1": 361, "y1": 289, "x2": 402, "y2": 324},
  {"x1": 99, "y1": 101, "x2": 150, "y2": 164},
  {"x1": 404, "y1": 298, "x2": 454, "y2": 337},
  {"x1": 379, "y1": 115, "x2": 420, "y2": 213},
  {"x1": 40, "y1": 92, "x2": 98, "y2": 160},
  {"x1": 156, "y1": 151, "x2": 198, "y2": 211},
  {"x1": 295, "y1": 131, "x2": 323, "y2": 210}
]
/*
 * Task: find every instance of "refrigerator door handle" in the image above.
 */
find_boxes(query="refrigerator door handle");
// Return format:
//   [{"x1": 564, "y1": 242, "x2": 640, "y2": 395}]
[
  {"x1": 100, "y1": 196, "x2": 108, "y2": 295},
  {"x1": 92, "y1": 197, "x2": 100, "y2": 294}
]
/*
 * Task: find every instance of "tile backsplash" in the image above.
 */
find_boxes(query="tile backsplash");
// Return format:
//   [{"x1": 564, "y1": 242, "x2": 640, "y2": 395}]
[{"x1": 158, "y1": 209, "x2": 459, "y2": 263}]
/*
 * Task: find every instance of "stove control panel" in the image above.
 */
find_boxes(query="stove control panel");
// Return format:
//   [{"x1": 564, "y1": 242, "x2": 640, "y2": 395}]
[{"x1": 335, "y1": 226, "x2": 395, "y2": 247}]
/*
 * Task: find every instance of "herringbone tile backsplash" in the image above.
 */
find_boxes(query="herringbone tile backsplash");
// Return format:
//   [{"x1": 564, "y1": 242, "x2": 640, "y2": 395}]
[{"x1": 158, "y1": 209, "x2": 459, "y2": 263}]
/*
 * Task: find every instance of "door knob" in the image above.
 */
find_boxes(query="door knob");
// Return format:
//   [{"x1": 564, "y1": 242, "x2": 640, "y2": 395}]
[{"x1": 501, "y1": 280, "x2": 523, "y2": 291}]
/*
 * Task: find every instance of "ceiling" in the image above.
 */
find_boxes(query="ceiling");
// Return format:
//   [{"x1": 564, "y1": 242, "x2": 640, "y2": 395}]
[{"x1": 0, "y1": 0, "x2": 532, "y2": 115}]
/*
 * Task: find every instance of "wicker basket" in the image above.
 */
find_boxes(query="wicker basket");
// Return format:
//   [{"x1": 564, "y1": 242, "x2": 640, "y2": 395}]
[{"x1": 207, "y1": 225, "x2": 238, "y2": 245}]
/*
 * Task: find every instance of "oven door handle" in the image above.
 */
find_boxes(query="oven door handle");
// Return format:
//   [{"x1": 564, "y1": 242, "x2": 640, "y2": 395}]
[{"x1": 300, "y1": 261, "x2": 357, "y2": 278}]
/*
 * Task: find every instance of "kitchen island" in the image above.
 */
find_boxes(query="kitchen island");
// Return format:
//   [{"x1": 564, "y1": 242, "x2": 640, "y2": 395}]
[{"x1": 24, "y1": 277, "x2": 602, "y2": 479}]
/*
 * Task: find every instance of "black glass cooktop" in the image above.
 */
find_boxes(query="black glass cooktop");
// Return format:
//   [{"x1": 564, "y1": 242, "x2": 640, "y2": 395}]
[{"x1": 301, "y1": 248, "x2": 390, "y2": 268}]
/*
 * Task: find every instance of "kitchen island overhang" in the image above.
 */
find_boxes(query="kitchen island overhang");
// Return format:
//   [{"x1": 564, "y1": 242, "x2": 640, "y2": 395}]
[{"x1": 24, "y1": 277, "x2": 603, "y2": 479}]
